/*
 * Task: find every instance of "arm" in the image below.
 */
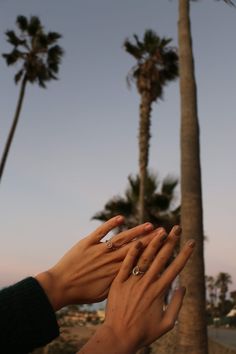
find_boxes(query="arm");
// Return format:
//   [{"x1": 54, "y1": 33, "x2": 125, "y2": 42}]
[
  {"x1": 78, "y1": 226, "x2": 195, "y2": 354},
  {"x1": 0, "y1": 277, "x2": 59, "y2": 354},
  {"x1": 0, "y1": 217, "x2": 156, "y2": 353}
]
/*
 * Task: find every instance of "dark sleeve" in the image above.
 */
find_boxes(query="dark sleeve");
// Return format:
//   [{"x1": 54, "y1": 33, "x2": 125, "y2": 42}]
[{"x1": 0, "y1": 277, "x2": 60, "y2": 354}]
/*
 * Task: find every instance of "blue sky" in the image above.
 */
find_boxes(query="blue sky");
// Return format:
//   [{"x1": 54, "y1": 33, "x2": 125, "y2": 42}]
[{"x1": 0, "y1": 0, "x2": 236, "y2": 291}]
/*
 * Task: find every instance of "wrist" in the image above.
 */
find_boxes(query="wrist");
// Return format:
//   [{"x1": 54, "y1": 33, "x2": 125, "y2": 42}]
[
  {"x1": 35, "y1": 270, "x2": 65, "y2": 311},
  {"x1": 94, "y1": 324, "x2": 138, "y2": 354}
]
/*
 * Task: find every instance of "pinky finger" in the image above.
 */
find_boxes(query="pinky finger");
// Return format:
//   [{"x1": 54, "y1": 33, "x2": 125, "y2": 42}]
[
  {"x1": 116, "y1": 241, "x2": 143, "y2": 282},
  {"x1": 160, "y1": 287, "x2": 186, "y2": 334}
]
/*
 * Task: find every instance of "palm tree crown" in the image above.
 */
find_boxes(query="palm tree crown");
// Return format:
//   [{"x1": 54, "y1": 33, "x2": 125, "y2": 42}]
[
  {"x1": 124, "y1": 29, "x2": 178, "y2": 101},
  {"x1": 3, "y1": 15, "x2": 63, "y2": 87},
  {"x1": 92, "y1": 171, "x2": 180, "y2": 232},
  {"x1": 0, "y1": 15, "x2": 63, "y2": 183}
]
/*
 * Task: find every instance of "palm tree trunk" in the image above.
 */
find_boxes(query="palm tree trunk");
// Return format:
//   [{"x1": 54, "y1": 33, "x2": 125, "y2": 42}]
[
  {"x1": 0, "y1": 75, "x2": 27, "y2": 183},
  {"x1": 138, "y1": 91, "x2": 152, "y2": 224},
  {"x1": 176, "y1": 1, "x2": 208, "y2": 353}
]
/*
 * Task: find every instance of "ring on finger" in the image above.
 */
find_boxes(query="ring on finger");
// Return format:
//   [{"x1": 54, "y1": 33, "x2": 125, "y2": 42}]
[
  {"x1": 105, "y1": 239, "x2": 117, "y2": 251},
  {"x1": 132, "y1": 265, "x2": 146, "y2": 276}
]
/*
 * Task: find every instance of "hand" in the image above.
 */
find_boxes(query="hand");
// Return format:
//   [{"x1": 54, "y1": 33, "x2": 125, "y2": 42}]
[
  {"x1": 101, "y1": 226, "x2": 195, "y2": 353},
  {"x1": 35, "y1": 216, "x2": 163, "y2": 311}
]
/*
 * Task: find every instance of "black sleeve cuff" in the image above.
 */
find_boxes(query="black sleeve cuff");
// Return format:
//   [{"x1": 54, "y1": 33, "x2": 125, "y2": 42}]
[{"x1": 0, "y1": 277, "x2": 59, "y2": 354}]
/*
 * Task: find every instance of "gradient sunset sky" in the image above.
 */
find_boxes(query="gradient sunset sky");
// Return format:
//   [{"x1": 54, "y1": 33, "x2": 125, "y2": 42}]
[{"x1": 0, "y1": 0, "x2": 236, "y2": 291}]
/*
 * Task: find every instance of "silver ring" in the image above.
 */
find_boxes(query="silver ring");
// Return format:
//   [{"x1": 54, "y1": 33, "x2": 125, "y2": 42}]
[
  {"x1": 105, "y1": 239, "x2": 116, "y2": 250},
  {"x1": 132, "y1": 265, "x2": 145, "y2": 276}
]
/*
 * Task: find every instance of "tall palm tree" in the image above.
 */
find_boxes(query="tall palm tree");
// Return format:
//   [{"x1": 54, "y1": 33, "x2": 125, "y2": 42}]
[
  {"x1": 92, "y1": 171, "x2": 179, "y2": 233},
  {"x1": 0, "y1": 15, "x2": 64, "y2": 182},
  {"x1": 124, "y1": 30, "x2": 178, "y2": 224},
  {"x1": 177, "y1": 1, "x2": 234, "y2": 353},
  {"x1": 177, "y1": 1, "x2": 208, "y2": 352}
]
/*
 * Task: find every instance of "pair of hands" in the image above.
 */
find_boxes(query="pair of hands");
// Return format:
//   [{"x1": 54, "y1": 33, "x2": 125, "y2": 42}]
[
  {"x1": 36, "y1": 215, "x2": 155, "y2": 310},
  {"x1": 36, "y1": 216, "x2": 195, "y2": 353}
]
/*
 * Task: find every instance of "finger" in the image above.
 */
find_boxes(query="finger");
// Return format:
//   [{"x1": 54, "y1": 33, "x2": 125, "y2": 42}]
[
  {"x1": 145, "y1": 225, "x2": 181, "y2": 281},
  {"x1": 116, "y1": 241, "x2": 143, "y2": 282},
  {"x1": 136, "y1": 228, "x2": 167, "y2": 271},
  {"x1": 111, "y1": 222, "x2": 153, "y2": 248},
  {"x1": 160, "y1": 287, "x2": 186, "y2": 334},
  {"x1": 157, "y1": 239, "x2": 195, "y2": 293},
  {"x1": 88, "y1": 215, "x2": 124, "y2": 244},
  {"x1": 112, "y1": 228, "x2": 162, "y2": 261}
]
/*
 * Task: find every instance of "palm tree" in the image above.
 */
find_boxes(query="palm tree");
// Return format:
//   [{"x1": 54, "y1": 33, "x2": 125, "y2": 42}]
[
  {"x1": 205, "y1": 275, "x2": 217, "y2": 319},
  {"x1": 177, "y1": 1, "x2": 234, "y2": 353},
  {"x1": 92, "y1": 171, "x2": 179, "y2": 233},
  {"x1": 0, "y1": 15, "x2": 64, "y2": 182},
  {"x1": 215, "y1": 272, "x2": 232, "y2": 316},
  {"x1": 124, "y1": 30, "x2": 178, "y2": 224}
]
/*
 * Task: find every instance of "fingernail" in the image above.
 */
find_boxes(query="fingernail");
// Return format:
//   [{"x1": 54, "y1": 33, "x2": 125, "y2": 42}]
[
  {"x1": 116, "y1": 215, "x2": 124, "y2": 222},
  {"x1": 144, "y1": 223, "x2": 153, "y2": 231},
  {"x1": 187, "y1": 239, "x2": 196, "y2": 248},
  {"x1": 173, "y1": 225, "x2": 182, "y2": 236},
  {"x1": 175, "y1": 286, "x2": 186, "y2": 295}
]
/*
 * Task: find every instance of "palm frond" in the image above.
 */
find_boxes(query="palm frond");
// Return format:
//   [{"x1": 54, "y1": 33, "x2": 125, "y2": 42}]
[
  {"x1": 149, "y1": 193, "x2": 170, "y2": 211},
  {"x1": 133, "y1": 34, "x2": 144, "y2": 52},
  {"x1": 37, "y1": 33, "x2": 49, "y2": 48},
  {"x1": 28, "y1": 16, "x2": 42, "y2": 36},
  {"x1": 5, "y1": 30, "x2": 23, "y2": 46},
  {"x1": 14, "y1": 69, "x2": 24, "y2": 84},
  {"x1": 161, "y1": 176, "x2": 178, "y2": 197},
  {"x1": 47, "y1": 45, "x2": 64, "y2": 64},
  {"x1": 16, "y1": 15, "x2": 28, "y2": 31},
  {"x1": 124, "y1": 39, "x2": 143, "y2": 60},
  {"x1": 47, "y1": 32, "x2": 62, "y2": 44},
  {"x1": 2, "y1": 49, "x2": 23, "y2": 65}
]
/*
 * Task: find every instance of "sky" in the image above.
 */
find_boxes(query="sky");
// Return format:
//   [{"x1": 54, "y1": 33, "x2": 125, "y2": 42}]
[{"x1": 0, "y1": 0, "x2": 236, "y2": 292}]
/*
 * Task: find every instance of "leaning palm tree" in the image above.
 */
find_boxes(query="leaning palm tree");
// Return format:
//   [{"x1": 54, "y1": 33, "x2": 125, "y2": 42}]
[
  {"x1": 0, "y1": 15, "x2": 64, "y2": 182},
  {"x1": 124, "y1": 30, "x2": 178, "y2": 224},
  {"x1": 92, "y1": 171, "x2": 180, "y2": 233},
  {"x1": 176, "y1": 1, "x2": 234, "y2": 353}
]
